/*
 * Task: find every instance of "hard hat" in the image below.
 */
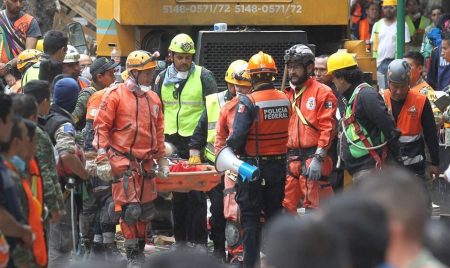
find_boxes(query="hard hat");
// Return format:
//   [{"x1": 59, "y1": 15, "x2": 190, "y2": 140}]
[
  {"x1": 121, "y1": 70, "x2": 129, "y2": 81},
  {"x1": 387, "y1": 59, "x2": 411, "y2": 85},
  {"x1": 63, "y1": 45, "x2": 80, "y2": 63},
  {"x1": 284, "y1": 44, "x2": 315, "y2": 65},
  {"x1": 168, "y1": 33, "x2": 195, "y2": 54},
  {"x1": 35, "y1": 39, "x2": 44, "y2": 52},
  {"x1": 17, "y1": 49, "x2": 42, "y2": 72},
  {"x1": 225, "y1": 60, "x2": 251, "y2": 86},
  {"x1": 126, "y1": 50, "x2": 158, "y2": 72},
  {"x1": 327, "y1": 51, "x2": 358, "y2": 75},
  {"x1": 247, "y1": 51, "x2": 277, "y2": 75},
  {"x1": 382, "y1": 0, "x2": 397, "y2": 6}
]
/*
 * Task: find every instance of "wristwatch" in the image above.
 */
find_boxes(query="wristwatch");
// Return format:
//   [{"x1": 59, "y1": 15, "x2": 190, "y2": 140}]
[{"x1": 5, "y1": 62, "x2": 12, "y2": 72}]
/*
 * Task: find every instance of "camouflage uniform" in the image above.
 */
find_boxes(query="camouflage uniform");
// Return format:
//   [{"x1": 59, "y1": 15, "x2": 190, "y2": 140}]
[
  {"x1": 72, "y1": 86, "x2": 97, "y2": 130},
  {"x1": 45, "y1": 105, "x2": 80, "y2": 268},
  {"x1": 4, "y1": 159, "x2": 35, "y2": 267},
  {"x1": 35, "y1": 126, "x2": 65, "y2": 217}
]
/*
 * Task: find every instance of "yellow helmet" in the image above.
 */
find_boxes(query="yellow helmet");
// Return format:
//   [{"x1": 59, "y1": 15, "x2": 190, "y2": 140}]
[
  {"x1": 225, "y1": 60, "x2": 251, "y2": 86},
  {"x1": 382, "y1": 0, "x2": 397, "y2": 6},
  {"x1": 121, "y1": 70, "x2": 129, "y2": 81},
  {"x1": 126, "y1": 50, "x2": 158, "y2": 72},
  {"x1": 327, "y1": 51, "x2": 358, "y2": 75},
  {"x1": 35, "y1": 39, "x2": 44, "y2": 52},
  {"x1": 17, "y1": 49, "x2": 42, "y2": 72},
  {"x1": 168, "y1": 33, "x2": 195, "y2": 54}
]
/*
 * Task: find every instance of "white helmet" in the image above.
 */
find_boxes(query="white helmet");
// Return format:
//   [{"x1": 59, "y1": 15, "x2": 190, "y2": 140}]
[{"x1": 63, "y1": 45, "x2": 80, "y2": 63}]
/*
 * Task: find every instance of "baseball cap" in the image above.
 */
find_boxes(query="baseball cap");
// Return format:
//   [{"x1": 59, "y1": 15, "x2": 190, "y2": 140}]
[{"x1": 90, "y1": 57, "x2": 119, "y2": 77}]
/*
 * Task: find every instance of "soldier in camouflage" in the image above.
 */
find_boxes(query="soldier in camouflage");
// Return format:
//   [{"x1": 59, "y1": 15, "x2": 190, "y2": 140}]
[
  {"x1": 154, "y1": 33, "x2": 218, "y2": 249},
  {"x1": 22, "y1": 80, "x2": 66, "y2": 223},
  {"x1": 1, "y1": 117, "x2": 35, "y2": 267},
  {"x1": 77, "y1": 57, "x2": 121, "y2": 260},
  {"x1": 44, "y1": 77, "x2": 90, "y2": 267}
]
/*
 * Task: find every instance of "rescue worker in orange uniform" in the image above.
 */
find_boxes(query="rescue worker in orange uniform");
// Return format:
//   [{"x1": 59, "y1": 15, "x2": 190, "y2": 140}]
[
  {"x1": 214, "y1": 60, "x2": 252, "y2": 264},
  {"x1": 226, "y1": 51, "x2": 291, "y2": 268},
  {"x1": 79, "y1": 57, "x2": 122, "y2": 260},
  {"x1": 94, "y1": 50, "x2": 169, "y2": 267},
  {"x1": 382, "y1": 59, "x2": 439, "y2": 196},
  {"x1": 282, "y1": 44, "x2": 338, "y2": 212}
]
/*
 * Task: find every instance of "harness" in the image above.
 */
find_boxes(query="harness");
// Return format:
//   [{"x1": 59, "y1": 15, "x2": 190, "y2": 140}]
[{"x1": 342, "y1": 83, "x2": 387, "y2": 169}]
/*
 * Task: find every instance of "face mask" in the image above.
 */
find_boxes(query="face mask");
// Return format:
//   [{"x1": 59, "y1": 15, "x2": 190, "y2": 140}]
[
  {"x1": 81, "y1": 67, "x2": 92, "y2": 81},
  {"x1": 176, "y1": 71, "x2": 189, "y2": 80},
  {"x1": 140, "y1": 85, "x2": 152, "y2": 93},
  {"x1": 10, "y1": 155, "x2": 26, "y2": 172},
  {"x1": 125, "y1": 77, "x2": 138, "y2": 91}
]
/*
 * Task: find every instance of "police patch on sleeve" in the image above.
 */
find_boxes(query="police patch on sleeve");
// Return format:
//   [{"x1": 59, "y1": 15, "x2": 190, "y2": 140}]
[
  {"x1": 238, "y1": 104, "x2": 246, "y2": 113},
  {"x1": 263, "y1": 106, "x2": 289, "y2": 120},
  {"x1": 62, "y1": 123, "x2": 75, "y2": 136},
  {"x1": 325, "y1": 101, "x2": 334, "y2": 109}
]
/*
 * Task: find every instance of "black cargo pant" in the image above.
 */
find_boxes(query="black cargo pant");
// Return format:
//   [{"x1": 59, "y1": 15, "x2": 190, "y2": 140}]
[
  {"x1": 167, "y1": 134, "x2": 208, "y2": 245},
  {"x1": 207, "y1": 178, "x2": 226, "y2": 254},
  {"x1": 236, "y1": 158, "x2": 286, "y2": 268}
]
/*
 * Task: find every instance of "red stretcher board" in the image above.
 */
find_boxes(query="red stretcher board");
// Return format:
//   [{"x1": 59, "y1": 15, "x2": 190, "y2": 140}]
[{"x1": 155, "y1": 164, "x2": 220, "y2": 192}]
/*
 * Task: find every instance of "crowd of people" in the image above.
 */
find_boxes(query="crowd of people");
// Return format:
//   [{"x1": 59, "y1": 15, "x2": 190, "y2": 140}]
[{"x1": 1, "y1": 0, "x2": 450, "y2": 268}]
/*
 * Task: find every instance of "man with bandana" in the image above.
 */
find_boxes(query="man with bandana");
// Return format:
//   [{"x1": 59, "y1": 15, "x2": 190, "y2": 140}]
[
  {"x1": 282, "y1": 44, "x2": 338, "y2": 213},
  {"x1": 154, "y1": 33, "x2": 218, "y2": 250}
]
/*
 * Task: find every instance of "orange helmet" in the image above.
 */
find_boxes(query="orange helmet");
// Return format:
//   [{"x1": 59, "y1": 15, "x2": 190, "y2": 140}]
[{"x1": 247, "y1": 51, "x2": 277, "y2": 75}]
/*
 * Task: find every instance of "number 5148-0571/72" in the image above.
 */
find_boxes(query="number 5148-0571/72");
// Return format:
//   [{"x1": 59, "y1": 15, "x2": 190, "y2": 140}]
[{"x1": 162, "y1": 4, "x2": 302, "y2": 15}]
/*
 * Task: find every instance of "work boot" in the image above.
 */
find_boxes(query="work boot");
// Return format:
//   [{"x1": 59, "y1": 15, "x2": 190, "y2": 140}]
[
  {"x1": 125, "y1": 246, "x2": 141, "y2": 268},
  {"x1": 105, "y1": 243, "x2": 126, "y2": 263},
  {"x1": 79, "y1": 238, "x2": 91, "y2": 259},
  {"x1": 90, "y1": 242, "x2": 105, "y2": 261},
  {"x1": 138, "y1": 239, "x2": 146, "y2": 263}
]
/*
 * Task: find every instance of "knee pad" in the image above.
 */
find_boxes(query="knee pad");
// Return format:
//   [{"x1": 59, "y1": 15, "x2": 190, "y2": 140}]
[
  {"x1": 123, "y1": 204, "x2": 142, "y2": 225},
  {"x1": 225, "y1": 221, "x2": 241, "y2": 248},
  {"x1": 139, "y1": 202, "x2": 156, "y2": 222}
]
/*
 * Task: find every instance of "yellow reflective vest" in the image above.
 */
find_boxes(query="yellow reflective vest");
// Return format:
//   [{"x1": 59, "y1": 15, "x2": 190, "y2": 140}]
[
  {"x1": 161, "y1": 65, "x2": 204, "y2": 136},
  {"x1": 204, "y1": 90, "x2": 227, "y2": 162}
]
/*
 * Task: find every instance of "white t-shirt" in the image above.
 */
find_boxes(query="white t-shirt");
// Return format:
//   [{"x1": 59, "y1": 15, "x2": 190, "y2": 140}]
[{"x1": 371, "y1": 18, "x2": 411, "y2": 66}]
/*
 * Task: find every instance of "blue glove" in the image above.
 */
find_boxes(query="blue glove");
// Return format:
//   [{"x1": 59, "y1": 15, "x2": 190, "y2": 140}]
[
  {"x1": 427, "y1": 28, "x2": 442, "y2": 47},
  {"x1": 306, "y1": 157, "x2": 322, "y2": 181}
]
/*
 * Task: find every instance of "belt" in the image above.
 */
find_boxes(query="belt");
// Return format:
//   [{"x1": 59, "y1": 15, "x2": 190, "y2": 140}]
[
  {"x1": 241, "y1": 155, "x2": 286, "y2": 161},
  {"x1": 110, "y1": 146, "x2": 150, "y2": 162},
  {"x1": 287, "y1": 147, "x2": 317, "y2": 158}
]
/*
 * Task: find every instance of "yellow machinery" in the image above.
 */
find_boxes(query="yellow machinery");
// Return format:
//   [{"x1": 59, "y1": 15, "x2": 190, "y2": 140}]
[{"x1": 97, "y1": 0, "x2": 349, "y2": 58}]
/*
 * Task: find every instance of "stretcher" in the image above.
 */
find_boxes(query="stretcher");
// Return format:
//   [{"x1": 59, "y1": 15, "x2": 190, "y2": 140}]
[{"x1": 155, "y1": 163, "x2": 220, "y2": 192}]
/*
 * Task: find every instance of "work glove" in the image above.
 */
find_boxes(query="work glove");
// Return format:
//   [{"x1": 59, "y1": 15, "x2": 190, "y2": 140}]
[
  {"x1": 96, "y1": 154, "x2": 112, "y2": 182},
  {"x1": 85, "y1": 159, "x2": 97, "y2": 177},
  {"x1": 157, "y1": 158, "x2": 170, "y2": 179},
  {"x1": 188, "y1": 149, "x2": 202, "y2": 165},
  {"x1": 306, "y1": 157, "x2": 322, "y2": 181}
]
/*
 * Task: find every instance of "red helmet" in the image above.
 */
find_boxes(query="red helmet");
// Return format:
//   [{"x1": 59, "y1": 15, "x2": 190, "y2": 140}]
[{"x1": 247, "y1": 51, "x2": 277, "y2": 75}]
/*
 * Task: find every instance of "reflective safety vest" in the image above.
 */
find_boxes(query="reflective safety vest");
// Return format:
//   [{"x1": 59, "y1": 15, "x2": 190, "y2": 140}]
[
  {"x1": 344, "y1": 83, "x2": 386, "y2": 161},
  {"x1": 21, "y1": 61, "x2": 40, "y2": 88},
  {"x1": 0, "y1": 12, "x2": 33, "y2": 63},
  {"x1": 383, "y1": 90, "x2": 426, "y2": 167},
  {"x1": 86, "y1": 89, "x2": 106, "y2": 121},
  {"x1": 246, "y1": 89, "x2": 291, "y2": 156},
  {"x1": 406, "y1": 15, "x2": 430, "y2": 47},
  {"x1": 3, "y1": 159, "x2": 47, "y2": 266},
  {"x1": 161, "y1": 65, "x2": 204, "y2": 137},
  {"x1": 205, "y1": 90, "x2": 227, "y2": 162}
]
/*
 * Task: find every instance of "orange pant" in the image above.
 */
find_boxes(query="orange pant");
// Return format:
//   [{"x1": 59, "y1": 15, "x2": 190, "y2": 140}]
[
  {"x1": 283, "y1": 157, "x2": 334, "y2": 213},
  {"x1": 120, "y1": 219, "x2": 148, "y2": 240}
]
